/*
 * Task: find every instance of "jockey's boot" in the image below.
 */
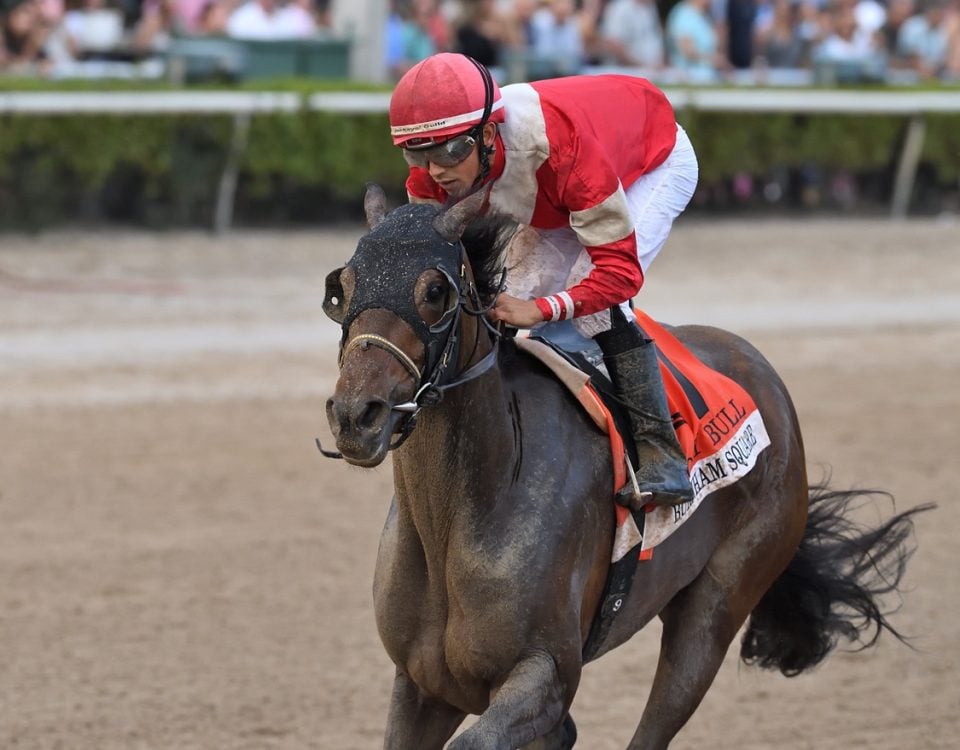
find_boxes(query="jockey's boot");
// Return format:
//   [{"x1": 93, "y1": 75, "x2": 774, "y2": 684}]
[{"x1": 594, "y1": 307, "x2": 694, "y2": 508}]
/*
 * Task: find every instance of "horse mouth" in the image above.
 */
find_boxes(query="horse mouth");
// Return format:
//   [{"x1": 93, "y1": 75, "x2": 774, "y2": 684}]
[
  {"x1": 328, "y1": 404, "x2": 407, "y2": 468},
  {"x1": 338, "y1": 439, "x2": 391, "y2": 468}
]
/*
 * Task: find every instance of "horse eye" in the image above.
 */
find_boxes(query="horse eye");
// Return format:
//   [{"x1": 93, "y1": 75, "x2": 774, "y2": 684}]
[{"x1": 425, "y1": 283, "x2": 446, "y2": 304}]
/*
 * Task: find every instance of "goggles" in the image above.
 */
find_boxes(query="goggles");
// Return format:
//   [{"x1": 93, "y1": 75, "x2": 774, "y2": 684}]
[{"x1": 402, "y1": 133, "x2": 478, "y2": 169}]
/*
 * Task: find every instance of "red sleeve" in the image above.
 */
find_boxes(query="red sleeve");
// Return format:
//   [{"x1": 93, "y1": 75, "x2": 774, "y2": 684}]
[
  {"x1": 534, "y1": 236, "x2": 643, "y2": 321},
  {"x1": 568, "y1": 237, "x2": 644, "y2": 316},
  {"x1": 405, "y1": 167, "x2": 447, "y2": 203},
  {"x1": 534, "y1": 119, "x2": 644, "y2": 321}
]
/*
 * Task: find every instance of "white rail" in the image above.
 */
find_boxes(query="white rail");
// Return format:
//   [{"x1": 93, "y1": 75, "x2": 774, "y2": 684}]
[
  {"x1": 4, "y1": 88, "x2": 954, "y2": 115},
  {"x1": 2, "y1": 88, "x2": 957, "y2": 224},
  {"x1": 665, "y1": 88, "x2": 960, "y2": 114},
  {"x1": 0, "y1": 90, "x2": 301, "y2": 114}
]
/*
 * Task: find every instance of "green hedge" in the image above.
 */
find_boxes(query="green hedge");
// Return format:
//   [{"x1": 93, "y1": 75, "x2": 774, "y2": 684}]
[
  {"x1": 679, "y1": 110, "x2": 960, "y2": 183},
  {"x1": 0, "y1": 80, "x2": 958, "y2": 227}
]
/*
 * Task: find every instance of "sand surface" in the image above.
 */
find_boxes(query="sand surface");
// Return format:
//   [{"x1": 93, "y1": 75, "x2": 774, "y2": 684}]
[{"x1": 1, "y1": 219, "x2": 957, "y2": 749}]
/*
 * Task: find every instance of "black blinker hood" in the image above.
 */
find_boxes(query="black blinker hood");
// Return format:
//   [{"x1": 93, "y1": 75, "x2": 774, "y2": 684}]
[{"x1": 339, "y1": 203, "x2": 463, "y2": 374}]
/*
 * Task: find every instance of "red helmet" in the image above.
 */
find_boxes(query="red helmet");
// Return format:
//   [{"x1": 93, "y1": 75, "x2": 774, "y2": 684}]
[{"x1": 389, "y1": 53, "x2": 505, "y2": 148}]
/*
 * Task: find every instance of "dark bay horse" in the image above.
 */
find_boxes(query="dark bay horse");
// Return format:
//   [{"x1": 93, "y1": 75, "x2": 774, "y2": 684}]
[{"x1": 322, "y1": 185, "x2": 930, "y2": 750}]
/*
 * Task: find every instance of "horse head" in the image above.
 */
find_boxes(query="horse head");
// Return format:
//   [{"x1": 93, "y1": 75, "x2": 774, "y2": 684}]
[{"x1": 323, "y1": 184, "x2": 498, "y2": 467}]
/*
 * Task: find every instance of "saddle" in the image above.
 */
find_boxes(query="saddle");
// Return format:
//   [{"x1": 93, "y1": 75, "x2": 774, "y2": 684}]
[{"x1": 514, "y1": 313, "x2": 772, "y2": 659}]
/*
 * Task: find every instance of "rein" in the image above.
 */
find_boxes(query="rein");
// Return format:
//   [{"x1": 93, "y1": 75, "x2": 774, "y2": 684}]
[{"x1": 317, "y1": 253, "x2": 505, "y2": 460}]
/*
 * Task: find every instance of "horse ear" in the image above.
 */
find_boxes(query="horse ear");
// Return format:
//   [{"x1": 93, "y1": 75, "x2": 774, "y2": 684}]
[
  {"x1": 432, "y1": 186, "x2": 490, "y2": 243},
  {"x1": 364, "y1": 183, "x2": 388, "y2": 230}
]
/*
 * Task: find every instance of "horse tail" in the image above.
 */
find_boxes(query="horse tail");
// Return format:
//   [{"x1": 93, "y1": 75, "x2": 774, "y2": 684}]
[{"x1": 739, "y1": 484, "x2": 934, "y2": 677}]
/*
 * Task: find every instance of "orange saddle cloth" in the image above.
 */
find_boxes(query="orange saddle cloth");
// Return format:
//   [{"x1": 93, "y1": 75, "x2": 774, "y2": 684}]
[
  {"x1": 515, "y1": 311, "x2": 772, "y2": 558},
  {"x1": 630, "y1": 310, "x2": 772, "y2": 552}
]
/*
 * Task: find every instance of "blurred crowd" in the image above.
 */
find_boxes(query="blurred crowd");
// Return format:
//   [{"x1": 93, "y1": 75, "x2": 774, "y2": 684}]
[
  {"x1": 388, "y1": 0, "x2": 960, "y2": 83},
  {"x1": 3, "y1": 0, "x2": 959, "y2": 81},
  {"x1": 0, "y1": 0, "x2": 332, "y2": 75}
]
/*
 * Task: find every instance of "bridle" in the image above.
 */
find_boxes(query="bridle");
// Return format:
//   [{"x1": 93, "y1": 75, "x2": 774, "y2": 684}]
[{"x1": 318, "y1": 244, "x2": 505, "y2": 459}]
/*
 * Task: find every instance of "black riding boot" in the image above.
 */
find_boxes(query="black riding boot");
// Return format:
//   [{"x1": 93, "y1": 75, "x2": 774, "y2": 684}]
[{"x1": 594, "y1": 308, "x2": 694, "y2": 507}]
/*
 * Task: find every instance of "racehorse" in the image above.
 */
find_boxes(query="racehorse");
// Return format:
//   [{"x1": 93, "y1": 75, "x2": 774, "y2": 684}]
[{"x1": 321, "y1": 184, "x2": 930, "y2": 750}]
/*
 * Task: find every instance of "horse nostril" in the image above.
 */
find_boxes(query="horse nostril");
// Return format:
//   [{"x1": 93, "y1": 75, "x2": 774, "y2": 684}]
[
  {"x1": 326, "y1": 397, "x2": 343, "y2": 433},
  {"x1": 357, "y1": 400, "x2": 387, "y2": 431}
]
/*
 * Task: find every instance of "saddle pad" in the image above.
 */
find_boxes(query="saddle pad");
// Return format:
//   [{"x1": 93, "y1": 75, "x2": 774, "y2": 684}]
[
  {"x1": 516, "y1": 313, "x2": 771, "y2": 556},
  {"x1": 633, "y1": 311, "x2": 771, "y2": 551}
]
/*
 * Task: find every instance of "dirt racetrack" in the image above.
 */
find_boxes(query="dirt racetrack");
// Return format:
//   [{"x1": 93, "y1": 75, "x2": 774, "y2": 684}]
[{"x1": 1, "y1": 219, "x2": 958, "y2": 750}]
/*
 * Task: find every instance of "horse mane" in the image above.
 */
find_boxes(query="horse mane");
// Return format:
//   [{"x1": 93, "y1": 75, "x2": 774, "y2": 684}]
[{"x1": 459, "y1": 215, "x2": 517, "y2": 305}]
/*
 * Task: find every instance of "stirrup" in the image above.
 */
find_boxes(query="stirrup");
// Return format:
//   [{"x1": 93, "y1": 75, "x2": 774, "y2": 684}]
[
  {"x1": 615, "y1": 457, "x2": 653, "y2": 511},
  {"x1": 616, "y1": 455, "x2": 692, "y2": 509},
  {"x1": 615, "y1": 483, "x2": 653, "y2": 512}
]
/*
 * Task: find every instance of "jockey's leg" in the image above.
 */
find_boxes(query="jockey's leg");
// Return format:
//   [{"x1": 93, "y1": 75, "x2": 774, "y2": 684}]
[
  {"x1": 593, "y1": 305, "x2": 693, "y2": 507},
  {"x1": 569, "y1": 125, "x2": 698, "y2": 507},
  {"x1": 536, "y1": 319, "x2": 606, "y2": 370}
]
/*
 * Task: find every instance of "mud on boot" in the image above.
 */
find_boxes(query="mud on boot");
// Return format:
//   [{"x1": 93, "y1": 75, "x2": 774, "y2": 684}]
[{"x1": 594, "y1": 307, "x2": 693, "y2": 507}]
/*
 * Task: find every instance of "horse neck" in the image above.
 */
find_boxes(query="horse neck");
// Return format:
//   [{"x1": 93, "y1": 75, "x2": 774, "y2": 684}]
[{"x1": 391, "y1": 317, "x2": 514, "y2": 547}]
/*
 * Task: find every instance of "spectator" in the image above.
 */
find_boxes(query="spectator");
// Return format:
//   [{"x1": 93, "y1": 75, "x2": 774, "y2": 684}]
[
  {"x1": 63, "y1": 0, "x2": 124, "y2": 56},
  {"x1": 795, "y1": 0, "x2": 829, "y2": 52},
  {"x1": 306, "y1": 0, "x2": 331, "y2": 29},
  {"x1": 666, "y1": 0, "x2": 723, "y2": 79},
  {"x1": 755, "y1": 0, "x2": 808, "y2": 67},
  {"x1": 386, "y1": 0, "x2": 406, "y2": 70},
  {"x1": 132, "y1": 0, "x2": 182, "y2": 53},
  {"x1": 529, "y1": 0, "x2": 584, "y2": 75},
  {"x1": 578, "y1": 0, "x2": 605, "y2": 63},
  {"x1": 149, "y1": 0, "x2": 214, "y2": 34},
  {"x1": 226, "y1": 0, "x2": 316, "y2": 39},
  {"x1": 882, "y1": 0, "x2": 917, "y2": 63},
  {"x1": 599, "y1": 0, "x2": 664, "y2": 69},
  {"x1": 386, "y1": 0, "x2": 436, "y2": 80},
  {"x1": 2, "y1": 0, "x2": 51, "y2": 71},
  {"x1": 509, "y1": 0, "x2": 539, "y2": 49},
  {"x1": 280, "y1": 0, "x2": 318, "y2": 35},
  {"x1": 416, "y1": 0, "x2": 451, "y2": 51},
  {"x1": 897, "y1": 0, "x2": 954, "y2": 78},
  {"x1": 38, "y1": 0, "x2": 78, "y2": 69},
  {"x1": 948, "y1": 0, "x2": 960, "y2": 77},
  {"x1": 453, "y1": 0, "x2": 512, "y2": 67},
  {"x1": 196, "y1": 0, "x2": 233, "y2": 34},
  {"x1": 726, "y1": 0, "x2": 757, "y2": 68},
  {"x1": 854, "y1": 0, "x2": 886, "y2": 37},
  {"x1": 814, "y1": 2, "x2": 885, "y2": 80}
]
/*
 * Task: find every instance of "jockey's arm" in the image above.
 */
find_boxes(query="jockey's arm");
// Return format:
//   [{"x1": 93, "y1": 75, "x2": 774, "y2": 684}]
[
  {"x1": 404, "y1": 136, "x2": 643, "y2": 326},
  {"x1": 535, "y1": 235, "x2": 643, "y2": 322},
  {"x1": 490, "y1": 235, "x2": 643, "y2": 327},
  {"x1": 531, "y1": 131, "x2": 645, "y2": 323}
]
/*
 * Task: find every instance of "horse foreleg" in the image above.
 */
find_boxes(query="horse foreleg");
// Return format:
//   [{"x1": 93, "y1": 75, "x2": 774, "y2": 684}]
[
  {"x1": 625, "y1": 575, "x2": 741, "y2": 750},
  {"x1": 518, "y1": 713, "x2": 578, "y2": 750},
  {"x1": 448, "y1": 649, "x2": 570, "y2": 750},
  {"x1": 382, "y1": 669, "x2": 466, "y2": 750}
]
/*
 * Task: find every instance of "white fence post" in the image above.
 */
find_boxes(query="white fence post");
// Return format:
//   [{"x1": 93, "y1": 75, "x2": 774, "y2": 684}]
[{"x1": 891, "y1": 115, "x2": 928, "y2": 221}]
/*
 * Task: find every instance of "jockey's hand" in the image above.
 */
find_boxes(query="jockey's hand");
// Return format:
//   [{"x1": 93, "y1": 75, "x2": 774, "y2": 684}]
[{"x1": 489, "y1": 293, "x2": 545, "y2": 328}]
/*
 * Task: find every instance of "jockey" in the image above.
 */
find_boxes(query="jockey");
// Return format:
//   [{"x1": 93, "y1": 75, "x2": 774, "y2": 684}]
[{"x1": 388, "y1": 52, "x2": 699, "y2": 507}]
